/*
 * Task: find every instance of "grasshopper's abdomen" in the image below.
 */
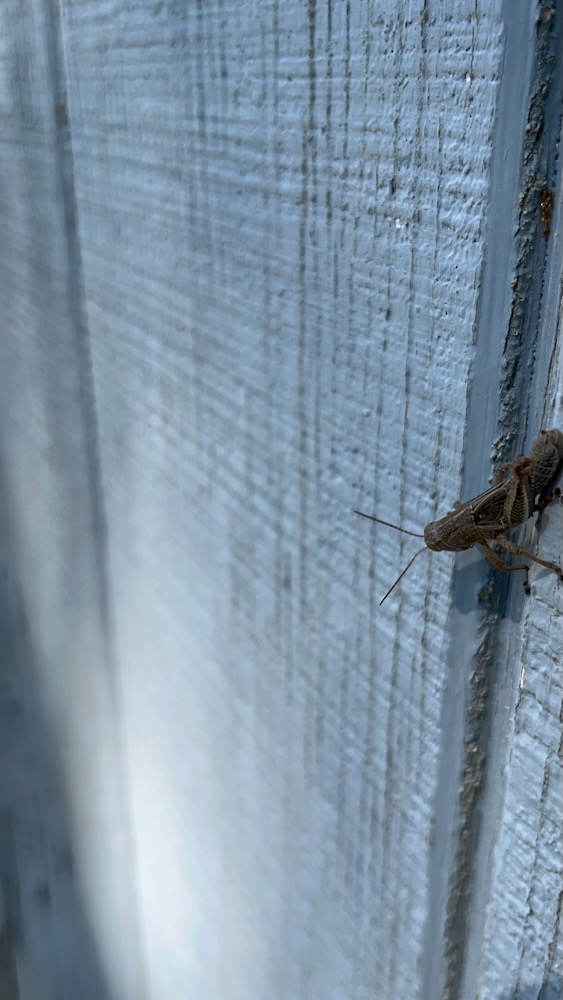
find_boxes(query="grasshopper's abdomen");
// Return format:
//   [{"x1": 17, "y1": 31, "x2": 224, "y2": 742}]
[{"x1": 530, "y1": 429, "x2": 563, "y2": 496}]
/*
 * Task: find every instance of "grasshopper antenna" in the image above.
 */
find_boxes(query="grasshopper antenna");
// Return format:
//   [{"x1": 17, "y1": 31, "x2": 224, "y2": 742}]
[
  {"x1": 378, "y1": 547, "x2": 427, "y2": 605},
  {"x1": 354, "y1": 510, "x2": 424, "y2": 539},
  {"x1": 354, "y1": 510, "x2": 427, "y2": 604}
]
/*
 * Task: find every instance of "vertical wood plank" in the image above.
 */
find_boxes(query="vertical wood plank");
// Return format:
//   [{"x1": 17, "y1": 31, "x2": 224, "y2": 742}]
[
  {"x1": 59, "y1": 2, "x2": 504, "y2": 998},
  {"x1": 1, "y1": 0, "x2": 561, "y2": 998}
]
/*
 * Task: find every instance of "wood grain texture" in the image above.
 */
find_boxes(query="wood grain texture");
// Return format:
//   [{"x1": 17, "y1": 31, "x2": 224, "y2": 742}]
[
  {"x1": 471, "y1": 268, "x2": 563, "y2": 1000},
  {"x1": 0, "y1": 0, "x2": 562, "y2": 998},
  {"x1": 0, "y1": 1, "x2": 147, "y2": 997},
  {"x1": 61, "y1": 1, "x2": 503, "y2": 997}
]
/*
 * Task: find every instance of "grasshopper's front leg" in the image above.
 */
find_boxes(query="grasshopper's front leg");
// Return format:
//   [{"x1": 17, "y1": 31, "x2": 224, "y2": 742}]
[
  {"x1": 534, "y1": 487, "x2": 562, "y2": 517},
  {"x1": 479, "y1": 533, "x2": 563, "y2": 596},
  {"x1": 495, "y1": 535, "x2": 563, "y2": 587},
  {"x1": 479, "y1": 541, "x2": 532, "y2": 594}
]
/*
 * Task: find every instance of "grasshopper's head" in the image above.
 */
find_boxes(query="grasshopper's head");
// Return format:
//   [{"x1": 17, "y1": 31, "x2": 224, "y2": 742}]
[
  {"x1": 424, "y1": 519, "x2": 447, "y2": 551},
  {"x1": 423, "y1": 511, "x2": 473, "y2": 552}
]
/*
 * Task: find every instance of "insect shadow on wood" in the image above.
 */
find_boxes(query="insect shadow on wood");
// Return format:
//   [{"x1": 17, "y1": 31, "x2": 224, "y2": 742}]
[{"x1": 356, "y1": 429, "x2": 563, "y2": 604}]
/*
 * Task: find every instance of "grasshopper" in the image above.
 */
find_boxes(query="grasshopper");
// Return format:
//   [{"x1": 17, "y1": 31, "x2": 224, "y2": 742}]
[{"x1": 356, "y1": 428, "x2": 563, "y2": 604}]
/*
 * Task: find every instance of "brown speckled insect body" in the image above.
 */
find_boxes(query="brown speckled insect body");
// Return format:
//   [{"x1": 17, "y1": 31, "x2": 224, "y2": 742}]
[
  {"x1": 539, "y1": 188, "x2": 554, "y2": 237},
  {"x1": 356, "y1": 429, "x2": 563, "y2": 604}
]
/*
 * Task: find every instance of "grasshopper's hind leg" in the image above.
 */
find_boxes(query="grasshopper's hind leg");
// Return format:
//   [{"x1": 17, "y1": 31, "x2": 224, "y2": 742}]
[{"x1": 480, "y1": 541, "x2": 531, "y2": 593}]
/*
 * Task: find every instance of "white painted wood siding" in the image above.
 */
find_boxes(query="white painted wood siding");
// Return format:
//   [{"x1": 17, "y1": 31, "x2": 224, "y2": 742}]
[{"x1": 0, "y1": 2, "x2": 561, "y2": 998}]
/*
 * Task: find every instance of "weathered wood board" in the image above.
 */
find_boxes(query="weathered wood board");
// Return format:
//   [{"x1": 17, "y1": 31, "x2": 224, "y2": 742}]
[{"x1": 0, "y1": 1, "x2": 561, "y2": 998}]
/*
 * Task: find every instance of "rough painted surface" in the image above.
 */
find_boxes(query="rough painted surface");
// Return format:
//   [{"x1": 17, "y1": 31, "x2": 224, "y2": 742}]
[
  {"x1": 0, "y1": 2, "x2": 146, "y2": 997},
  {"x1": 0, "y1": 1, "x2": 561, "y2": 998},
  {"x1": 473, "y1": 194, "x2": 563, "y2": 1000}
]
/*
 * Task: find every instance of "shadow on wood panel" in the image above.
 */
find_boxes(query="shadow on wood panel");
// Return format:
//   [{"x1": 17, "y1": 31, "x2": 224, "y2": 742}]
[{"x1": 0, "y1": 472, "x2": 119, "y2": 1000}]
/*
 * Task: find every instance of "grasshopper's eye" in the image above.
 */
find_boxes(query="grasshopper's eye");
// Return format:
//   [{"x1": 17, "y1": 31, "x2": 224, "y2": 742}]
[{"x1": 474, "y1": 511, "x2": 483, "y2": 524}]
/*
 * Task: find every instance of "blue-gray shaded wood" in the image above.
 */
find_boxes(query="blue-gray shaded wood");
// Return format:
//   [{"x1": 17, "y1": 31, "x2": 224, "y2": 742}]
[{"x1": 0, "y1": 1, "x2": 561, "y2": 998}]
